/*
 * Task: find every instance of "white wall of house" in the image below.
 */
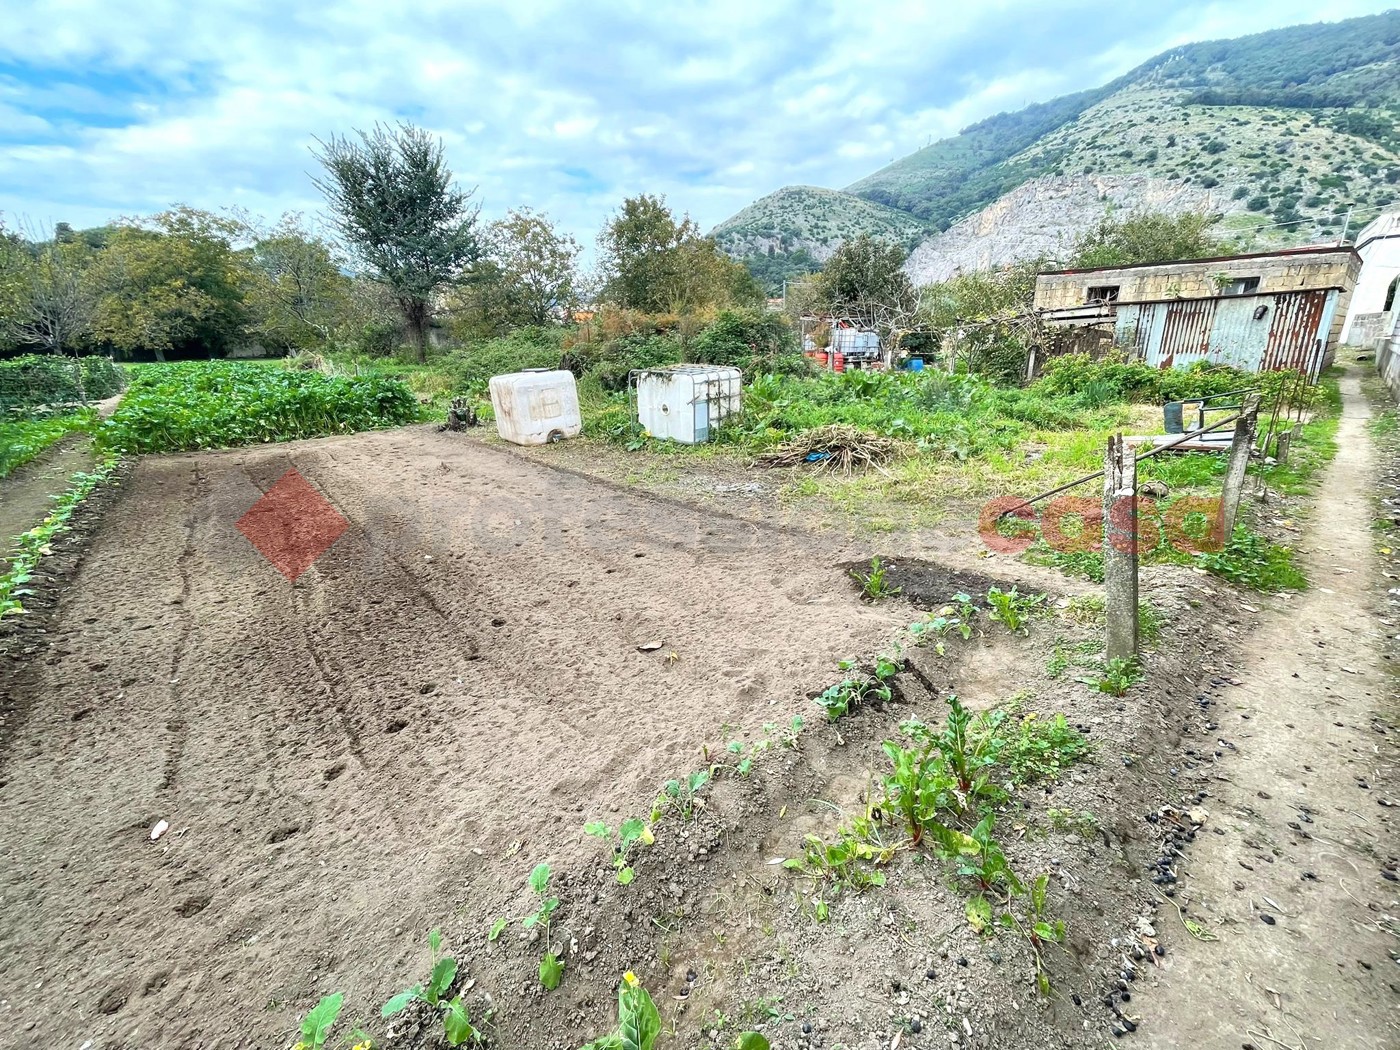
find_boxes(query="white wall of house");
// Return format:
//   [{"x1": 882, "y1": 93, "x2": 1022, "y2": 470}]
[{"x1": 1342, "y1": 209, "x2": 1400, "y2": 346}]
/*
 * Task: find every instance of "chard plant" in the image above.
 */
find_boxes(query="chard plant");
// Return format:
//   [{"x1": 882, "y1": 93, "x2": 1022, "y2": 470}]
[
  {"x1": 579, "y1": 971, "x2": 660, "y2": 1050},
  {"x1": 489, "y1": 864, "x2": 564, "y2": 991},
  {"x1": 851, "y1": 556, "x2": 901, "y2": 601},
  {"x1": 1079, "y1": 656, "x2": 1141, "y2": 696},
  {"x1": 381, "y1": 929, "x2": 477, "y2": 1045},
  {"x1": 985, "y1": 586, "x2": 1046, "y2": 635},
  {"x1": 293, "y1": 992, "x2": 344, "y2": 1050},
  {"x1": 584, "y1": 818, "x2": 654, "y2": 884},
  {"x1": 927, "y1": 813, "x2": 1024, "y2": 898}
]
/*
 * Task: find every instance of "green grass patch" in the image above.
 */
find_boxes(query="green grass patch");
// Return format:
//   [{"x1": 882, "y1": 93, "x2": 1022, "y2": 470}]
[
  {"x1": 1369, "y1": 408, "x2": 1400, "y2": 439},
  {"x1": 2, "y1": 455, "x2": 120, "y2": 617},
  {"x1": 96, "y1": 361, "x2": 422, "y2": 454},
  {"x1": 0, "y1": 408, "x2": 98, "y2": 478},
  {"x1": 1196, "y1": 525, "x2": 1306, "y2": 591}
]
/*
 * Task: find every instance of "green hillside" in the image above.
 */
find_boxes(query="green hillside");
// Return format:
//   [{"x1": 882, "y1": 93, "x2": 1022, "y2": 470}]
[
  {"x1": 710, "y1": 185, "x2": 929, "y2": 292},
  {"x1": 715, "y1": 9, "x2": 1400, "y2": 279}
]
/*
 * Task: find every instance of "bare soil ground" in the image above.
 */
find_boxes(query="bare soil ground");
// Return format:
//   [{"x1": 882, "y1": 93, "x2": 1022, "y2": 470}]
[
  {"x1": 0, "y1": 428, "x2": 900, "y2": 1049},
  {"x1": 0, "y1": 365, "x2": 1394, "y2": 1050}
]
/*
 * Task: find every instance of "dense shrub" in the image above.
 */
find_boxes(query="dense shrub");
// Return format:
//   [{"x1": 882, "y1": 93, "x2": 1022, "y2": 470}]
[
  {"x1": 443, "y1": 330, "x2": 564, "y2": 392},
  {"x1": 689, "y1": 308, "x2": 806, "y2": 375},
  {"x1": 1035, "y1": 352, "x2": 1303, "y2": 407},
  {"x1": 0, "y1": 355, "x2": 126, "y2": 410},
  {"x1": 96, "y1": 361, "x2": 419, "y2": 454}
]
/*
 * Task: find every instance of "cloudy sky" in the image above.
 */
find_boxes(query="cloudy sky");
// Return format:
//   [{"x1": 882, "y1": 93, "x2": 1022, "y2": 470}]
[{"x1": 1, "y1": 1, "x2": 1394, "y2": 246}]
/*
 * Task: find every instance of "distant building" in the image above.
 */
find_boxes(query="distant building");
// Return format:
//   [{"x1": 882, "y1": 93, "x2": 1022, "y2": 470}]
[
  {"x1": 1340, "y1": 210, "x2": 1400, "y2": 348},
  {"x1": 1033, "y1": 245, "x2": 1361, "y2": 379}
]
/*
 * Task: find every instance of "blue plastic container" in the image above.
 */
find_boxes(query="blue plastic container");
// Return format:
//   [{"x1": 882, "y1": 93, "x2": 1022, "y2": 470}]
[{"x1": 905, "y1": 358, "x2": 925, "y2": 372}]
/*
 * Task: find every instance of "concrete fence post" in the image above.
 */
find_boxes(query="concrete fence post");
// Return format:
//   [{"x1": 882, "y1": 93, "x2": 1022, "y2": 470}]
[
  {"x1": 1103, "y1": 433, "x2": 1139, "y2": 664},
  {"x1": 1220, "y1": 394, "x2": 1261, "y2": 539}
]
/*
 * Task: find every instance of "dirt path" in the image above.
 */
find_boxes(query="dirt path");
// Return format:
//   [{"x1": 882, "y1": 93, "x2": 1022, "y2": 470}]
[
  {"x1": 0, "y1": 436, "x2": 99, "y2": 544},
  {"x1": 0, "y1": 427, "x2": 900, "y2": 1049},
  {"x1": 1139, "y1": 365, "x2": 1400, "y2": 1048},
  {"x1": 0, "y1": 394, "x2": 124, "y2": 548}
]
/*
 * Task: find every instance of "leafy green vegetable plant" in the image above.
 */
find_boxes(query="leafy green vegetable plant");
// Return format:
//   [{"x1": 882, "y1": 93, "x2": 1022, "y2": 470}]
[
  {"x1": 851, "y1": 556, "x2": 901, "y2": 600},
  {"x1": 928, "y1": 813, "x2": 1024, "y2": 897},
  {"x1": 985, "y1": 586, "x2": 1045, "y2": 634},
  {"x1": 815, "y1": 656, "x2": 899, "y2": 722},
  {"x1": 381, "y1": 929, "x2": 477, "y2": 1045},
  {"x1": 0, "y1": 407, "x2": 97, "y2": 479},
  {"x1": 1079, "y1": 656, "x2": 1141, "y2": 697},
  {"x1": 584, "y1": 818, "x2": 654, "y2": 884},
  {"x1": 580, "y1": 971, "x2": 661, "y2": 1050},
  {"x1": 650, "y1": 770, "x2": 710, "y2": 822},
  {"x1": 1, "y1": 455, "x2": 119, "y2": 619},
  {"x1": 293, "y1": 992, "x2": 344, "y2": 1050},
  {"x1": 96, "y1": 360, "x2": 420, "y2": 454},
  {"x1": 489, "y1": 864, "x2": 564, "y2": 991},
  {"x1": 783, "y1": 815, "x2": 894, "y2": 922}
]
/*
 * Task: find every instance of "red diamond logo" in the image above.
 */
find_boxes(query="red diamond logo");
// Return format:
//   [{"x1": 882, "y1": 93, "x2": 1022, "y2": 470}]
[{"x1": 236, "y1": 469, "x2": 348, "y2": 582}]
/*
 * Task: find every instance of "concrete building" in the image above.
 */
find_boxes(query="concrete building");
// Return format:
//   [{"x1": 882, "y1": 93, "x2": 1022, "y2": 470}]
[
  {"x1": 1340, "y1": 210, "x2": 1400, "y2": 348},
  {"x1": 1034, "y1": 245, "x2": 1360, "y2": 378}
]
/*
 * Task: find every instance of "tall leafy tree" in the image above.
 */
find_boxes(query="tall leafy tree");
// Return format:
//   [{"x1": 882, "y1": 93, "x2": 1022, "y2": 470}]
[
  {"x1": 313, "y1": 123, "x2": 481, "y2": 361},
  {"x1": 1069, "y1": 212, "x2": 1223, "y2": 269},
  {"x1": 597, "y1": 194, "x2": 757, "y2": 313},
  {"x1": 242, "y1": 213, "x2": 350, "y2": 349},
  {"x1": 818, "y1": 235, "x2": 914, "y2": 318},
  {"x1": 4, "y1": 239, "x2": 96, "y2": 356},
  {"x1": 486, "y1": 208, "x2": 582, "y2": 327},
  {"x1": 88, "y1": 207, "x2": 248, "y2": 360}
]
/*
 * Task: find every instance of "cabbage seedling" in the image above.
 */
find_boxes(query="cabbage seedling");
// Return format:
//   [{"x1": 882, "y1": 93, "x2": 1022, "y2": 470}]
[
  {"x1": 584, "y1": 817, "x2": 654, "y2": 884},
  {"x1": 488, "y1": 863, "x2": 563, "y2": 990}
]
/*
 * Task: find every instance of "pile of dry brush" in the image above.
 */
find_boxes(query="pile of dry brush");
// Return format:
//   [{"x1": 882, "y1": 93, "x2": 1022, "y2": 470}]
[{"x1": 757, "y1": 424, "x2": 902, "y2": 474}]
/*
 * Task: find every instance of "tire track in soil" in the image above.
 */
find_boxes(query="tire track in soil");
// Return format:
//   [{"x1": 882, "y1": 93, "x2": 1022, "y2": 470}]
[{"x1": 157, "y1": 463, "x2": 204, "y2": 795}]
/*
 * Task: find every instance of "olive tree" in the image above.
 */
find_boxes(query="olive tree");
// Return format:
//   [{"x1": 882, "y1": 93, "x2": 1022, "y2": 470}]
[{"x1": 313, "y1": 123, "x2": 481, "y2": 361}]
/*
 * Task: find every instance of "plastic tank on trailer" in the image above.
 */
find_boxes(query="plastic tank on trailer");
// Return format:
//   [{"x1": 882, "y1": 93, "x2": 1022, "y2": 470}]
[
  {"x1": 489, "y1": 368, "x2": 582, "y2": 445},
  {"x1": 635, "y1": 364, "x2": 742, "y2": 444}
]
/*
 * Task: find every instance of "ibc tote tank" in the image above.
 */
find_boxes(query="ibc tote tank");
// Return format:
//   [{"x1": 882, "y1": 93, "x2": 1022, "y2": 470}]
[
  {"x1": 636, "y1": 364, "x2": 742, "y2": 444},
  {"x1": 488, "y1": 368, "x2": 582, "y2": 445}
]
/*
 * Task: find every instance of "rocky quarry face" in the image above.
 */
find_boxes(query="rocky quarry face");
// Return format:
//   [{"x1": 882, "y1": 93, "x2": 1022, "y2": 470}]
[{"x1": 902, "y1": 174, "x2": 1244, "y2": 286}]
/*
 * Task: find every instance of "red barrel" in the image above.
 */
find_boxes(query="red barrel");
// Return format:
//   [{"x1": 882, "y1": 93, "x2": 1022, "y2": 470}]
[
  {"x1": 815, "y1": 351, "x2": 828, "y2": 366},
  {"x1": 833, "y1": 352, "x2": 845, "y2": 373}
]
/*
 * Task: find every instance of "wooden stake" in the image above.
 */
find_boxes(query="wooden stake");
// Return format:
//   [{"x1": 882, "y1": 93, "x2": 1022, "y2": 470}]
[
  {"x1": 1103, "y1": 433, "x2": 1139, "y2": 664},
  {"x1": 1220, "y1": 394, "x2": 1261, "y2": 538}
]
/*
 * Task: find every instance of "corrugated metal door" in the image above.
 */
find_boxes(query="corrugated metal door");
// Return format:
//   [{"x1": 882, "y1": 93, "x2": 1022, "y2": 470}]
[
  {"x1": 1157, "y1": 299, "x2": 1218, "y2": 369},
  {"x1": 1264, "y1": 289, "x2": 1328, "y2": 375}
]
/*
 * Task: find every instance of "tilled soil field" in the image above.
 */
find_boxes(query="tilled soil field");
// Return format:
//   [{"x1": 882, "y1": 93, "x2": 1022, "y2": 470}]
[
  {"x1": 0, "y1": 427, "x2": 901, "y2": 1049},
  {"x1": 2, "y1": 403, "x2": 1396, "y2": 1050}
]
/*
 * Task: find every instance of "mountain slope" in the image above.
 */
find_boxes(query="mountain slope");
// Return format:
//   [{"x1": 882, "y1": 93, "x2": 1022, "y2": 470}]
[
  {"x1": 709, "y1": 185, "x2": 927, "y2": 259},
  {"x1": 713, "y1": 10, "x2": 1400, "y2": 281},
  {"x1": 901, "y1": 174, "x2": 1235, "y2": 286}
]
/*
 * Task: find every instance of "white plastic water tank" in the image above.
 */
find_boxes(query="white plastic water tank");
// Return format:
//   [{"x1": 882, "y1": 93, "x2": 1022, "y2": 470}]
[
  {"x1": 489, "y1": 369, "x2": 582, "y2": 446},
  {"x1": 636, "y1": 364, "x2": 742, "y2": 444}
]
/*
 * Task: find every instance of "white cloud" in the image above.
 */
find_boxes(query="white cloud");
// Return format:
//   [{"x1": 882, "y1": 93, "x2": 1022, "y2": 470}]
[{"x1": 0, "y1": 0, "x2": 1394, "y2": 244}]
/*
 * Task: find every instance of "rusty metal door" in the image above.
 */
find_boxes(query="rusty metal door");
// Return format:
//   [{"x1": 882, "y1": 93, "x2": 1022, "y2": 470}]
[{"x1": 1156, "y1": 299, "x2": 1218, "y2": 369}]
